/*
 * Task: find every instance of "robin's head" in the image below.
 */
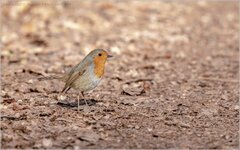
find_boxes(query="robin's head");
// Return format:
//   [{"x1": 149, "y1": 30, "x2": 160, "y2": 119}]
[
  {"x1": 89, "y1": 49, "x2": 112, "y2": 64},
  {"x1": 87, "y1": 49, "x2": 112, "y2": 77}
]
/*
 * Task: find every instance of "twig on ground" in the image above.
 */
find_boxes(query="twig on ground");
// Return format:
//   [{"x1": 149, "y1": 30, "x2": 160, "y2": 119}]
[
  {"x1": 198, "y1": 77, "x2": 239, "y2": 83},
  {"x1": 124, "y1": 78, "x2": 153, "y2": 84}
]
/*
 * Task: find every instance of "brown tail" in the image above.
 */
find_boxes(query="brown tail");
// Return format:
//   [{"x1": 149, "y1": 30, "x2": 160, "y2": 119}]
[{"x1": 38, "y1": 75, "x2": 62, "y2": 81}]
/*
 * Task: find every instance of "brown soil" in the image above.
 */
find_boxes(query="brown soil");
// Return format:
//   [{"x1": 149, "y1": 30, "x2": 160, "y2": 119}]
[{"x1": 1, "y1": 1, "x2": 239, "y2": 149}]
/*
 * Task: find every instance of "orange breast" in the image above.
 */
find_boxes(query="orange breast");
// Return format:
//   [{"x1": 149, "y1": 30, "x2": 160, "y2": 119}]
[{"x1": 94, "y1": 57, "x2": 106, "y2": 78}]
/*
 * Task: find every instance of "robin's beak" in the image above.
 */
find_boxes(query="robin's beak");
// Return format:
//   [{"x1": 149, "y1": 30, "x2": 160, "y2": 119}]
[{"x1": 107, "y1": 54, "x2": 113, "y2": 58}]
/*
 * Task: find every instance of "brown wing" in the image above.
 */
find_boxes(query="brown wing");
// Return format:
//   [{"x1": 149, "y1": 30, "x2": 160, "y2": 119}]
[{"x1": 61, "y1": 68, "x2": 86, "y2": 93}]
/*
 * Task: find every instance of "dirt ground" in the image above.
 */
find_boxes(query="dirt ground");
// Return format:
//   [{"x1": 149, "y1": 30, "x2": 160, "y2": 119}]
[{"x1": 1, "y1": 1, "x2": 239, "y2": 149}]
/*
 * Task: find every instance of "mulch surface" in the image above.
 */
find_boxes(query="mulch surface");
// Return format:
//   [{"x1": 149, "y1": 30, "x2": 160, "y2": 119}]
[{"x1": 1, "y1": 1, "x2": 239, "y2": 149}]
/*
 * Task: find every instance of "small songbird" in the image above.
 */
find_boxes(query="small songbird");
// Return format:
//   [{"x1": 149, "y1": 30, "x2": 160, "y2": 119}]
[{"x1": 41, "y1": 49, "x2": 112, "y2": 111}]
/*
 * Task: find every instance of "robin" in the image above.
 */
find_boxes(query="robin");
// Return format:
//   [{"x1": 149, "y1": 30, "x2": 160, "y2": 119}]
[{"x1": 40, "y1": 49, "x2": 112, "y2": 111}]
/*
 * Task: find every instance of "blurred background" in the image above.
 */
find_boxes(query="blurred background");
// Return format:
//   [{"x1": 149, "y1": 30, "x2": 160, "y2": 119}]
[{"x1": 1, "y1": 0, "x2": 239, "y2": 149}]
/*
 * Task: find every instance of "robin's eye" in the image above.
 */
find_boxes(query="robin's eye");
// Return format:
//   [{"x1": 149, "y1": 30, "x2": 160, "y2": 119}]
[{"x1": 98, "y1": 53, "x2": 102, "y2": 56}]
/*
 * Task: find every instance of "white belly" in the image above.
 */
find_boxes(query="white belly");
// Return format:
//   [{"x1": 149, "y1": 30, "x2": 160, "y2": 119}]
[{"x1": 72, "y1": 68, "x2": 102, "y2": 92}]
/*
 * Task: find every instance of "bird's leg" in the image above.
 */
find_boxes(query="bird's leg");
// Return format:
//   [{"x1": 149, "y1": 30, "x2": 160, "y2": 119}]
[
  {"x1": 81, "y1": 91, "x2": 89, "y2": 106},
  {"x1": 77, "y1": 93, "x2": 80, "y2": 112},
  {"x1": 77, "y1": 92, "x2": 89, "y2": 112}
]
